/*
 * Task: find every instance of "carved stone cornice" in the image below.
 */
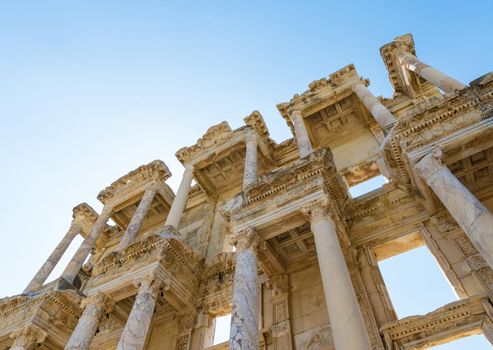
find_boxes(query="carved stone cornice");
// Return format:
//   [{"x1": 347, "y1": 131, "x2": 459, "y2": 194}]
[
  {"x1": 97, "y1": 160, "x2": 171, "y2": 204},
  {"x1": 239, "y1": 148, "x2": 347, "y2": 212},
  {"x1": 10, "y1": 324, "x2": 47, "y2": 348},
  {"x1": 381, "y1": 83, "x2": 491, "y2": 188},
  {"x1": 0, "y1": 290, "x2": 82, "y2": 338},
  {"x1": 176, "y1": 122, "x2": 233, "y2": 163},
  {"x1": 72, "y1": 202, "x2": 98, "y2": 222}
]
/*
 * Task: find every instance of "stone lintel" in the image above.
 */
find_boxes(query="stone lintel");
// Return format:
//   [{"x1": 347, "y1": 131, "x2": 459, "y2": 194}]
[{"x1": 380, "y1": 294, "x2": 490, "y2": 349}]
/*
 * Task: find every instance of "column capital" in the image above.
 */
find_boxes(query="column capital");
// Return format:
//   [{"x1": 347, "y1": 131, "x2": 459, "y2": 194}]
[
  {"x1": 290, "y1": 109, "x2": 303, "y2": 120},
  {"x1": 301, "y1": 197, "x2": 336, "y2": 223},
  {"x1": 230, "y1": 227, "x2": 259, "y2": 251},
  {"x1": 136, "y1": 273, "x2": 170, "y2": 298},
  {"x1": 183, "y1": 164, "x2": 195, "y2": 174},
  {"x1": 10, "y1": 324, "x2": 47, "y2": 349},
  {"x1": 266, "y1": 273, "x2": 289, "y2": 297},
  {"x1": 415, "y1": 148, "x2": 445, "y2": 180},
  {"x1": 81, "y1": 292, "x2": 114, "y2": 314},
  {"x1": 245, "y1": 129, "x2": 258, "y2": 144}
]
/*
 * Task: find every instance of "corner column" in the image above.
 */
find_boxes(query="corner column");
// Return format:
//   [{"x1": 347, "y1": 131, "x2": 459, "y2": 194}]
[
  {"x1": 10, "y1": 324, "x2": 47, "y2": 350},
  {"x1": 65, "y1": 292, "x2": 114, "y2": 350},
  {"x1": 116, "y1": 276, "x2": 164, "y2": 350},
  {"x1": 118, "y1": 184, "x2": 158, "y2": 250},
  {"x1": 243, "y1": 131, "x2": 258, "y2": 191},
  {"x1": 290, "y1": 110, "x2": 313, "y2": 158},
  {"x1": 24, "y1": 221, "x2": 82, "y2": 293},
  {"x1": 229, "y1": 227, "x2": 259, "y2": 350},
  {"x1": 397, "y1": 51, "x2": 467, "y2": 93},
  {"x1": 352, "y1": 82, "x2": 396, "y2": 131},
  {"x1": 61, "y1": 206, "x2": 113, "y2": 284},
  {"x1": 303, "y1": 201, "x2": 371, "y2": 350},
  {"x1": 415, "y1": 149, "x2": 493, "y2": 269},
  {"x1": 165, "y1": 165, "x2": 194, "y2": 229}
]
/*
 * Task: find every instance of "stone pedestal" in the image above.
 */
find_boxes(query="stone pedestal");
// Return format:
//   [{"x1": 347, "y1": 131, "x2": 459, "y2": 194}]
[
  {"x1": 65, "y1": 293, "x2": 114, "y2": 350},
  {"x1": 397, "y1": 51, "x2": 467, "y2": 93},
  {"x1": 304, "y1": 202, "x2": 372, "y2": 350},
  {"x1": 415, "y1": 149, "x2": 493, "y2": 269},
  {"x1": 165, "y1": 165, "x2": 194, "y2": 229},
  {"x1": 10, "y1": 324, "x2": 47, "y2": 350},
  {"x1": 62, "y1": 206, "x2": 113, "y2": 284},
  {"x1": 243, "y1": 131, "x2": 258, "y2": 191},
  {"x1": 118, "y1": 185, "x2": 158, "y2": 249},
  {"x1": 229, "y1": 228, "x2": 259, "y2": 350},
  {"x1": 116, "y1": 277, "x2": 163, "y2": 350},
  {"x1": 24, "y1": 222, "x2": 81, "y2": 293},
  {"x1": 352, "y1": 82, "x2": 396, "y2": 130},
  {"x1": 290, "y1": 110, "x2": 313, "y2": 158}
]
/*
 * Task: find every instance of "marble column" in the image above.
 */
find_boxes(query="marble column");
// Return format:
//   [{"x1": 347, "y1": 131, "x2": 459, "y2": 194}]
[
  {"x1": 62, "y1": 206, "x2": 113, "y2": 284},
  {"x1": 165, "y1": 165, "x2": 194, "y2": 229},
  {"x1": 10, "y1": 324, "x2": 47, "y2": 350},
  {"x1": 243, "y1": 131, "x2": 258, "y2": 191},
  {"x1": 304, "y1": 202, "x2": 371, "y2": 350},
  {"x1": 290, "y1": 110, "x2": 313, "y2": 158},
  {"x1": 352, "y1": 82, "x2": 396, "y2": 130},
  {"x1": 397, "y1": 51, "x2": 467, "y2": 93},
  {"x1": 116, "y1": 276, "x2": 163, "y2": 350},
  {"x1": 229, "y1": 227, "x2": 259, "y2": 350},
  {"x1": 24, "y1": 222, "x2": 82, "y2": 293},
  {"x1": 415, "y1": 148, "x2": 493, "y2": 269},
  {"x1": 118, "y1": 185, "x2": 158, "y2": 250},
  {"x1": 65, "y1": 292, "x2": 114, "y2": 350}
]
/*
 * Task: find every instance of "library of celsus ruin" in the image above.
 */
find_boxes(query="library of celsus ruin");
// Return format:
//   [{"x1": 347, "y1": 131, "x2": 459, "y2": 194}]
[{"x1": 2, "y1": 33, "x2": 493, "y2": 350}]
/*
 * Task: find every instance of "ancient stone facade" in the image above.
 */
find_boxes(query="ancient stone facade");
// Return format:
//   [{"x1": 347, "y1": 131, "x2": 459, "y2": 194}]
[{"x1": 1, "y1": 33, "x2": 493, "y2": 349}]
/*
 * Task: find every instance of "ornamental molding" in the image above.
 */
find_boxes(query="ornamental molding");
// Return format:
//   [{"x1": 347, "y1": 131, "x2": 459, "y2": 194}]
[{"x1": 97, "y1": 160, "x2": 172, "y2": 204}]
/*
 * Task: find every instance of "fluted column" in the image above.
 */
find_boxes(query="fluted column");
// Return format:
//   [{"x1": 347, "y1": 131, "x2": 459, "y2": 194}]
[
  {"x1": 24, "y1": 222, "x2": 82, "y2": 293},
  {"x1": 290, "y1": 110, "x2": 313, "y2": 158},
  {"x1": 415, "y1": 148, "x2": 493, "y2": 269},
  {"x1": 352, "y1": 82, "x2": 396, "y2": 130},
  {"x1": 303, "y1": 201, "x2": 371, "y2": 350},
  {"x1": 397, "y1": 51, "x2": 467, "y2": 93},
  {"x1": 10, "y1": 324, "x2": 47, "y2": 350},
  {"x1": 243, "y1": 131, "x2": 258, "y2": 191},
  {"x1": 229, "y1": 227, "x2": 259, "y2": 350},
  {"x1": 62, "y1": 206, "x2": 113, "y2": 284},
  {"x1": 118, "y1": 184, "x2": 158, "y2": 250},
  {"x1": 165, "y1": 165, "x2": 194, "y2": 229},
  {"x1": 116, "y1": 276, "x2": 164, "y2": 350},
  {"x1": 65, "y1": 292, "x2": 114, "y2": 350}
]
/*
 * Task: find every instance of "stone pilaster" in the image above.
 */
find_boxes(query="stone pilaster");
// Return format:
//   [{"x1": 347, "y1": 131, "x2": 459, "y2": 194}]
[
  {"x1": 267, "y1": 274, "x2": 293, "y2": 350},
  {"x1": 290, "y1": 110, "x2": 313, "y2": 158},
  {"x1": 65, "y1": 292, "x2": 114, "y2": 350},
  {"x1": 397, "y1": 50, "x2": 467, "y2": 93},
  {"x1": 10, "y1": 324, "x2": 47, "y2": 350},
  {"x1": 62, "y1": 206, "x2": 113, "y2": 284},
  {"x1": 415, "y1": 148, "x2": 493, "y2": 269},
  {"x1": 352, "y1": 82, "x2": 396, "y2": 130},
  {"x1": 118, "y1": 184, "x2": 158, "y2": 250},
  {"x1": 116, "y1": 275, "x2": 166, "y2": 350},
  {"x1": 175, "y1": 310, "x2": 197, "y2": 350},
  {"x1": 24, "y1": 222, "x2": 82, "y2": 293},
  {"x1": 243, "y1": 131, "x2": 258, "y2": 191},
  {"x1": 229, "y1": 227, "x2": 259, "y2": 350},
  {"x1": 303, "y1": 200, "x2": 371, "y2": 350},
  {"x1": 165, "y1": 165, "x2": 194, "y2": 229}
]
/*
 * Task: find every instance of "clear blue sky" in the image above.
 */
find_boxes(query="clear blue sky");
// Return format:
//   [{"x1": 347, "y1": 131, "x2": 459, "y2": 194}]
[{"x1": 0, "y1": 1, "x2": 492, "y2": 348}]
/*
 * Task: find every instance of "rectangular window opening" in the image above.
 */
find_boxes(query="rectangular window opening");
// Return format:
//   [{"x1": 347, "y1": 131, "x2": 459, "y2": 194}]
[
  {"x1": 212, "y1": 313, "x2": 231, "y2": 345},
  {"x1": 376, "y1": 237, "x2": 457, "y2": 319},
  {"x1": 348, "y1": 174, "x2": 388, "y2": 198}
]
